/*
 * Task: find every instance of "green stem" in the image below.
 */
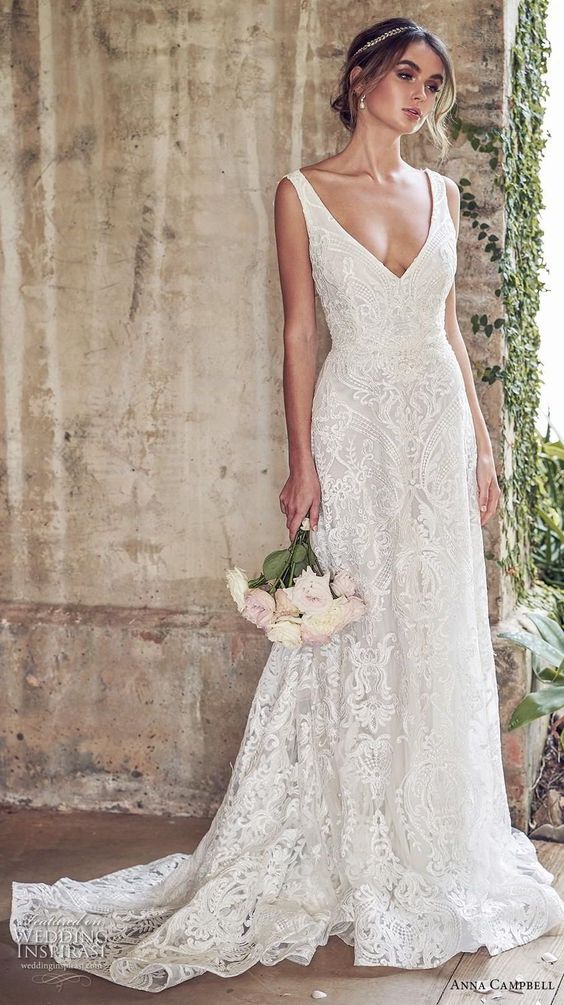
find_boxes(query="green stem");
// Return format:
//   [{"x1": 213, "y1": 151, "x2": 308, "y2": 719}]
[{"x1": 270, "y1": 529, "x2": 304, "y2": 594}]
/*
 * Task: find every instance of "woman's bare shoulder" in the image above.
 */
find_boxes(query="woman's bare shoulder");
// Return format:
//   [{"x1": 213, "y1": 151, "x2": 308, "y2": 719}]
[
  {"x1": 298, "y1": 157, "x2": 344, "y2": 180},
  {"x1": 274, "y1": 159, "x2": 334, "y2": 200}
]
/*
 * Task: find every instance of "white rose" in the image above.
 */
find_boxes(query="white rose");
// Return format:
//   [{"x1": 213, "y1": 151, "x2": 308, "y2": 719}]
[
  {"x1": 225, "y1": 566, "x2": 249, "y2": 612},
  {"x1": 301, "y1": 596, "x2": 351, "y2": 643},
  {"x1": 273, "y1": 587, "x2": 301, "y2": 620},
  {"x1": 266, "y1": 617, "x2": 303, "y2": 649}
]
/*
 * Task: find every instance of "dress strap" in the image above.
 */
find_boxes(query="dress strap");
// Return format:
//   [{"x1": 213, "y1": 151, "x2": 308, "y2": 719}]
[
  {"x1": 430, "y1": 170, "x2": 451, "y2": 228},
  {"x1": 281, "y1": 169, "x2": 305, "y2": 192},
  {"x1": 275, "y1": 170, "x2": 317, "y2": 228}
]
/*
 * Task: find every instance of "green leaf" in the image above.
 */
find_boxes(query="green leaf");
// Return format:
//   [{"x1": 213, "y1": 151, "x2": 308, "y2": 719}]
[
  {"x1": 497, "y1": 628, "x2": 563, "y2": 668},
  {"x1": 262, "y1": 549, "x2": 292, "y2": 581},
  {"x1": 537, "y1": 508, "x2": 564, "y2": 543},
  {"x1": 508, "y1": 685, "x2": 564, "y2": 730},
  {"x1": 291, "y1": 543, "x2": 308, "y2": 563},
  {"x1": 522, "y1": 611, "x2": 564, "y2": 652},
  {"x1": 534, "y1": 664, "x2": 564, "y2": 684}
]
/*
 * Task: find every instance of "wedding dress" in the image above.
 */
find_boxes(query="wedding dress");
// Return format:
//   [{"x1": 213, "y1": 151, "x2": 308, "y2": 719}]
[{"x1": 10, "y1": 166, "x2": 564, "y2": 993}]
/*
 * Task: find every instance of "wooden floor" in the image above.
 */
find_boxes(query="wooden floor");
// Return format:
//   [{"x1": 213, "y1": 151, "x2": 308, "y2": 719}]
[{"x1": 1, "y1": 807, "x2": 563, "y2": 1004}]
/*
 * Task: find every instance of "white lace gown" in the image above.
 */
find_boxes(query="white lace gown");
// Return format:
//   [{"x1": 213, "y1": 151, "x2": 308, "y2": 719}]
[{"x1": 10, "y1": 167, "x2": 564, "y2": 992}]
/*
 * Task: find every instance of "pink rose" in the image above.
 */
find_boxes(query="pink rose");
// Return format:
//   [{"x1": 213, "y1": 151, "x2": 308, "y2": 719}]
[
  {"x1": 242, "y1": 588, "x2": 276, "y2": 629},
  {"x1": 286, "y1": 566, "x2": 333, "y2": 615},
  {"x1": 331, "y1": 569, "x2": 357, "y2": 598}
]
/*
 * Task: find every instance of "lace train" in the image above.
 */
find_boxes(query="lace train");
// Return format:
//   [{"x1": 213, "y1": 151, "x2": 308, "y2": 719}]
[{"x1": 10, "y1": 629, "x2": 564, "y2": 991}]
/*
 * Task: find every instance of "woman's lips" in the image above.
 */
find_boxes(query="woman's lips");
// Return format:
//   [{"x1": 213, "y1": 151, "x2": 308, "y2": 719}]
[{"x1": 403, "y1": 108, "x2": 421, "y2": 120}]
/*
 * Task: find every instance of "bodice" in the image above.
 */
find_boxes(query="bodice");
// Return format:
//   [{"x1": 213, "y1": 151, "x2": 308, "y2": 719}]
[{"x1": 283, "y1": 168, "x2": 457, "y2": 363}]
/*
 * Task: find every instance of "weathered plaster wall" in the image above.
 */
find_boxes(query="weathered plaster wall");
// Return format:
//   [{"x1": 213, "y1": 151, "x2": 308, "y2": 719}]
[{"x1": 0, "y1": 0, "x2": 528, "y2": 817}]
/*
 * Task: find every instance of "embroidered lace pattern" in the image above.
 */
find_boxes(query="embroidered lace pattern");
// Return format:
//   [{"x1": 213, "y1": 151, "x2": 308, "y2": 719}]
[{"x1": 9, "y1": 167, "x2": 564, "y2": 992}]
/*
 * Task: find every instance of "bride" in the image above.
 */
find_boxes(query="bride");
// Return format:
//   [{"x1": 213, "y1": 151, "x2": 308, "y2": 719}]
[{"x1": 10, "y1": 16, "x2": 564, "y2": 994}]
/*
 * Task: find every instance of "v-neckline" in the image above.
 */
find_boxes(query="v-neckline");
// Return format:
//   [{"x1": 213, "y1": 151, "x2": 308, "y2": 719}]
[{"x1": 297, "y1": 167, "x2": 436, "y2": 283}]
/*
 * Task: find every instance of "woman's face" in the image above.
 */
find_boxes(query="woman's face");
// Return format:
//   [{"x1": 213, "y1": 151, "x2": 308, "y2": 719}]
[{"x1": 353, "y1": 40, "x2": 445, "y2": 132}]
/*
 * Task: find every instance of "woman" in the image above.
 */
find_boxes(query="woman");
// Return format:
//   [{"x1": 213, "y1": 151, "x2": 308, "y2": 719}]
[{"x1": 10, "y1": 17, "x2": 564, "y2": 993}]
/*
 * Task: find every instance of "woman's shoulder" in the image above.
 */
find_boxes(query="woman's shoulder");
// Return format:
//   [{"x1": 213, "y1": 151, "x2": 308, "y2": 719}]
[
  {"x1": 274, "y1": 163, "x2": 324, "y2": 203},
  {"x1": 273, "y1": 169, "x2": 306, "y2": 209},
  {"x1": 287, "y1": 158, "x2": 343, "y2": 184},
  {"x1": 278, "y1": 160, "x2": 326, "y2": 181}
]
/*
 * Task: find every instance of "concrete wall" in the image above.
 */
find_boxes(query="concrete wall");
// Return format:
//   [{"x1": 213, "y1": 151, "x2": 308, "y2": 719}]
[{"x1": 0, "y1": 0, "x2": 530, "y2": 818}]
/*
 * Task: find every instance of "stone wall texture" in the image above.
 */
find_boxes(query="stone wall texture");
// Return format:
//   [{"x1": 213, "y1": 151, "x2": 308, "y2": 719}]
[{"x1": 0, "y1": 0, "x2": 540, "y2": 823}]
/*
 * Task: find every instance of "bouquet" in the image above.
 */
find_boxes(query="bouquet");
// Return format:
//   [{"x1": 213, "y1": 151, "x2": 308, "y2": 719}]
[{"x1": 225, "y1": 516, "x2": 366, "y2": 650}]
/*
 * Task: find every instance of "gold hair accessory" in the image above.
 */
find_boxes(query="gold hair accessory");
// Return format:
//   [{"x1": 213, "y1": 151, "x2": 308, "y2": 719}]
[{"x1": 353, "y1": 25, "x2": 420, "y2": 57}]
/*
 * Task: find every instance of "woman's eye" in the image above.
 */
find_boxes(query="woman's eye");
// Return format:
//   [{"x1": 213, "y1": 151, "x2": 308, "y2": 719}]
[{"x1": 398, "y1": 72, "x2": 440, "y2": 94}]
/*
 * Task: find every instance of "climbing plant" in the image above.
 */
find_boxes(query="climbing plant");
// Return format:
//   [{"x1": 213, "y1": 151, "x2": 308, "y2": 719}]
[{"x1": 448, "y1": 0, "x2": 551, "y2": 602}]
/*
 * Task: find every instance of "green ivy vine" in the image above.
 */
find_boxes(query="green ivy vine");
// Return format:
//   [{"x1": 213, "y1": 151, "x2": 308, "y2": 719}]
[{"x1": 447, "y1": 0, "x2": 551, "y2": 602}]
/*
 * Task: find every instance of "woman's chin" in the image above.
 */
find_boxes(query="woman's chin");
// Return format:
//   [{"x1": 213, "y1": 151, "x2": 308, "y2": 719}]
[{"x1": 397, "y1": 110, "x2": 423, "y2": 131}]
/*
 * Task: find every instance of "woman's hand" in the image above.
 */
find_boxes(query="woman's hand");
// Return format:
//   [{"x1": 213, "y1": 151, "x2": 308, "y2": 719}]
[
  {"x1": 279, "y1": 457, "x2": 321, "y2": 543},
  {"x1": 476, "y1": 448, "x2": 501, "y2": 526}
]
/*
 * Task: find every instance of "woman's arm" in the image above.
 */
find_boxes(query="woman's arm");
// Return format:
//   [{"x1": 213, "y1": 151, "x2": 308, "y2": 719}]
[
  {"x1": 443, "y1": 177, "x2": 501, "y2": 527},
  {"x1": 273, "y1": 177, "x2": 322, "y2": 541}
]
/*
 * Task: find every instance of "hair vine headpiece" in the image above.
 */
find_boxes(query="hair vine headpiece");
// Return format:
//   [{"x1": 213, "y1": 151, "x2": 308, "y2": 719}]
[{"x1": 353, "y1": 24, "x2": 421, "y2": 58}]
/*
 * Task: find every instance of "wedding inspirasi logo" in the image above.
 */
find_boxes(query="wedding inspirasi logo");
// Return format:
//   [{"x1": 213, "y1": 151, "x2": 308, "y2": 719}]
[
  {"x1": 450, "y1": 978, "x2": 557, "y2": 992},
  {"x1": 15, "y1": 922, "x2": 108, "y2": 967}
]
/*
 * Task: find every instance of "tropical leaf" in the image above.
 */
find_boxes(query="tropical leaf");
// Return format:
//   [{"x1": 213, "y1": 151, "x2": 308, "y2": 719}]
[
  {"x1": 537, "y1": 507, "x2": 564, "y2": 543},
  {"x1": 542, "y1": 442, "x2": 564, "y2": 460},
  {"x1": 508, "y1": 685, "x2": 564, "y2": 730},
  {"x1": 497, "y1": 628, "x2": 563, "y2": 669},
  {"x1": 521, "y1": 611, "x2": 564, "y2": 652}
]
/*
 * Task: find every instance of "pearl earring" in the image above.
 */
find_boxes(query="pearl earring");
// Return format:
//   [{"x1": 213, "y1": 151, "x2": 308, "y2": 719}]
[{"x1": 359, "y1": 93, "x2": 366, "y2": 109}]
